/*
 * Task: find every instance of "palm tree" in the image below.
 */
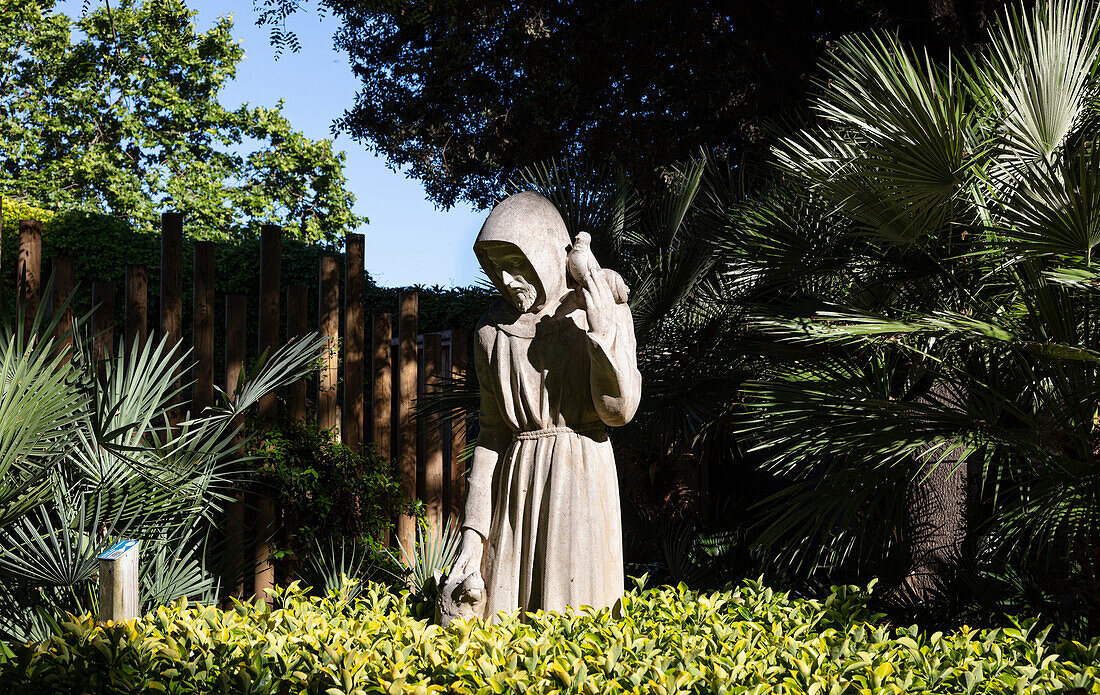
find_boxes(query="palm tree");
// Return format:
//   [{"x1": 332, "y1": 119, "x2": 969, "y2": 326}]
[
  {"x1": 0, "y1": 293, "x2": 327, "y2": 640},
  {"x1": 736, "y1": 0, "x2": 1100, "y2": 629}
]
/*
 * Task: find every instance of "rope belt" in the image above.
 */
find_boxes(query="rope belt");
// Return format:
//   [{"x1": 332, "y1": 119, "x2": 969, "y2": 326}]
[{"x1": 513, "y1": 425, "x2": 606, "y2": 441}]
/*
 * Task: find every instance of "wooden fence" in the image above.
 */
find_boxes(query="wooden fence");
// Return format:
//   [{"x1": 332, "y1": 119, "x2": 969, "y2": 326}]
[{"x1": 14, "y1": 213, "x2": 469, "y2": 601}]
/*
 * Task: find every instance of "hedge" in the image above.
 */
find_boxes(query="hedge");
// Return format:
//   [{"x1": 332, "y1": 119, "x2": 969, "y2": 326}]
[
  {"x1": 0, "y1": 197, "x2": 492, "y2": 344},
  {"x1": 2, "y1": 579, "x2": 1098, "y2": 694}
]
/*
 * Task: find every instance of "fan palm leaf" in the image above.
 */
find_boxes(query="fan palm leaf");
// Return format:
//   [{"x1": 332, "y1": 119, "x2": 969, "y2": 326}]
[{"x1": 979, "y1": 0, "x2": 1100, "y2": 164}]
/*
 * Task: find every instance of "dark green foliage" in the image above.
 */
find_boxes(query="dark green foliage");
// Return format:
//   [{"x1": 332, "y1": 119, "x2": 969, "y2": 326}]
[
  {"x1": 727, "y1": 0, "x2": 1100, "y2": 632},
  {"x1": 364, "y1": 283, "x2": 494, "y2": 335},
  {"x1": 257, "y1": 0, "x2": 1017, "y2": 209},
  {"x1": 495, "y1": 0, "x2": 1100, "y2": 635}
]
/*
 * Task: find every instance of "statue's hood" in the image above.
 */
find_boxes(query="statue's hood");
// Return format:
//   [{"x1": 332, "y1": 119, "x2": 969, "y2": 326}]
[{"x1": 474, "y1": 191, "x2": 571, "y2": 310}]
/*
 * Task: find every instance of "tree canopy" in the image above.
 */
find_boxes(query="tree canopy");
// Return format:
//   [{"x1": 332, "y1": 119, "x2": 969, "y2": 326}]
[
  {"x1": 257, "y1": 0, "x2": 1016, "y2": 209},
  {"x1": 1, "y1": 0, "x2": 362, "y2": 242}
]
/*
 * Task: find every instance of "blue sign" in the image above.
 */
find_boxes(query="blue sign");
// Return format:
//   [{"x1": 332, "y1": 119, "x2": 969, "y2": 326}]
[{"x1": 98, "y1": 539, "x2": 138, "y2": 561}]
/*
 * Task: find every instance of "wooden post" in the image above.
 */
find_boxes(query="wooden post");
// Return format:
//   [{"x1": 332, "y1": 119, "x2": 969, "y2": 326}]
[
  {"x1": 125, "y1": 264, "x2": 148, "y2": 351},
  {"x1": 193, "y1": 243, "x2": 215, "y2": 415},
  {"x1": 448, "y1": 329, "x2": 469, "y2": 523},
  {"x1": 254, "y1": 497, "x2": 275, "y2": 604},
  {"x1": 98, "y1": 540, "x2": 140, "y2": 622},
  {"x1": 92, "y1": 282, "x2": 115, "y2": 367},
  {"x1": 160, "y1": 212, "x2": 184, "y2": 424},
  {"x1": 258, "y1": 225, "x2": 281, "y2": 419},
  {"x1": 318, "y1": 256, "x2": 339, "y2": 433},
  {"x1": 287, "y1": 285, "x2": 309, "y2": 421},
  {"x1": 51, "y1": 257, "x2": 75, "y2": 351},
  {"x1": 343, "y1": 234, "x2": 365, "y2": 451},
  {"x1": 17, "y1": 220, "x2": 42, "y2": 334},
  {"x1": 421, "y1": 333, "x2": 444, "y2": 529},
  {"x1": 397, "y1": 291, "x2": 418, "y2": 558},
  {"x1": 255, "y1": 225, "x2": 281, "y2": 604},
  {"x1": 225, "y1": 295, "x2": 247, "y2": 599}
]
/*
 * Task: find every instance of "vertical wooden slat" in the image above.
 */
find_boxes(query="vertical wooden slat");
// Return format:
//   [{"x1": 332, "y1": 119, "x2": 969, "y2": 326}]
[
  {"x1": 125, "y1": 264, "x2": 147, "y2": 351},
  {"x1": 51, "y1": 257, "x2": 75, "y2": 351},
  {"x1": 17, "y1": 220, "x2": 42, "y2": 334},
  {"x1": 193, "y1": 243, "x2": 215, "y2": 414},
  {"x1": 92, "y1": 282, "x2": 115, "y2": 365},
  {"x1": 225, "y1": 296, "x2": 247, "y2": 400},
  {"x1": 160, "y1": 212, "x2": 184, "y2": 423},
  {"x1": 257, "y1": 225, "x2": 282, "y2": 420},
  {"x1": 287, "y1": 284, "x2": 309, "y2": 421},
  {"x1": 421, "y1": 333, "x2": 444, "y2": 529},
  {"x1": 372, "y1": 312, "x2": 393, "y2": 547},
  {"x1": 416, "y1": 338, "x2": 425, "y2": 512},
  {"x1": 318, "y1": 256, "x2": 340, "y2": 433},
  {"x1": 391, "y1": 341, "x2": 400, "y2": 461},
  {"x1": 343, "y1": 234, "x2": 365, "y2": 451},
  {"x1": 372, "y1": 313, "x2": 393, "y2": 454},
  {"x1": 441, "y1": 338, "x2": 452, "y2": 519},
  {"x1": 397, "y1": 291, "x2": 418, "y2": 558},
  {"x1": 255, "y1": 225, "x2": 281, "y2": 604},
  {"x1": 448, "y1": 329, "x2": 469, "y2": 523},
  {"x1": 225, "y1": 295, "x2": 247, "y2": 600}
]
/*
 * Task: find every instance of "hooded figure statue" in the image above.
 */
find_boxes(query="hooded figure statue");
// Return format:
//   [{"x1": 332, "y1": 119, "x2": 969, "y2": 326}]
[{"x1": 440, "y1": 191, "x2": 641, "y2": 623}]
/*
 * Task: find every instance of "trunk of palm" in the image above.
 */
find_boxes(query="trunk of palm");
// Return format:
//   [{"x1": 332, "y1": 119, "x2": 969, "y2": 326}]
[
  {"x1": 895, "y1": 382, "x2": 969, "y2": 607},
  {"x1": 901, "y1": 442, "x2": 968, "y2": 601}
]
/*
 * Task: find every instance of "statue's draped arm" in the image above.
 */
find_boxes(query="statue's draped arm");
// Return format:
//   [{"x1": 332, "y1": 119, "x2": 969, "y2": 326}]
[
  {"x1": 462, "y1": 329, "x2": 508, "y2": 539},
  {"x1": 587, "y1": 301, "x2": 642, "y2": 427}
]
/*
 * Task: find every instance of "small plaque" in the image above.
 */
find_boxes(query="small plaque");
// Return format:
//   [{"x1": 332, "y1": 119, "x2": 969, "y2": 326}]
[{"x1": 99, "y1": 539, "x2": 138, "y2": 561}]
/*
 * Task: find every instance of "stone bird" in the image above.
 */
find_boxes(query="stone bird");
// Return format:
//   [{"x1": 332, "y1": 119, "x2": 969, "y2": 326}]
[{"x1": 567, "y1": 232, "x2": 629, "y2": 304}]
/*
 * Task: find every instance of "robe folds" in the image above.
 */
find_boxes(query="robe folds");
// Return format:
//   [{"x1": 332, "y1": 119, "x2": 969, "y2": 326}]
[{"x1": 464, "y1": 294, "x2": 641, "y2": 619}]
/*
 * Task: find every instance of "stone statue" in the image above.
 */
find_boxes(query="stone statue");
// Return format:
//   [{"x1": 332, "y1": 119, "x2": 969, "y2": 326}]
[{"x1": 437, "y1": 191, "x2": 641, "y2": 625}]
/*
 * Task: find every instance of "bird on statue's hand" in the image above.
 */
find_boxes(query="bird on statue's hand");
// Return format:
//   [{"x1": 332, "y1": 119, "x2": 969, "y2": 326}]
[{"x1": 567, "y1": 232, "x2": 629, "y2": 304}]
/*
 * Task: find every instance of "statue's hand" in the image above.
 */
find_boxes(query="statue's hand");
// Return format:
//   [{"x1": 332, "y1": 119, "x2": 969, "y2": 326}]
[
  {"x1": 437, "y1": 532, "x2": 487, "y2": 626},
  {"x1": 451, "y1": 528, "x2": 484, "y2": 577},
  {"x1": 582, "y1": 271, "x2": 617, "y2": 342}
]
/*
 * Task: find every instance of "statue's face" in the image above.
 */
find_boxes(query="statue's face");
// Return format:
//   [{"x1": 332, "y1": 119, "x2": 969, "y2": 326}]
[{"x1": 481, "y1": 242, "x2": 540, "y2": 312}]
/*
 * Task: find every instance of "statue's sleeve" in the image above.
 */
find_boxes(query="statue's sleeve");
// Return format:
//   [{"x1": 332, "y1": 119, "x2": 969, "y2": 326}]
[
  {"x1": 588, "y1": 301, "x2": 642, "y2": 427},
  {"x1": 462, "y1": 327, "x2": 508, "y2": 538}
]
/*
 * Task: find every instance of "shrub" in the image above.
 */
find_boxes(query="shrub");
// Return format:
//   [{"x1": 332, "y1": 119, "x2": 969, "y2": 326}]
[
  {"x1": 242, "y1": 418, "x2": 403, "y2": 569},
  {"x1": 3, "y1": 579, "x2": 1099, "y2": 693}
]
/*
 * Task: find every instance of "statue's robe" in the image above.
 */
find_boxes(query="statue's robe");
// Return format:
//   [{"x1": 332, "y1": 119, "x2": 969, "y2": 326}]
[{"x1": 465, "y1": 293, "x2": 641, "y2": 618}]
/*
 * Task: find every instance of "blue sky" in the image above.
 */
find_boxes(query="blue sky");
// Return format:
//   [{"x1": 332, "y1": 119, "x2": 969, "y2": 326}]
[{"x1": 59, "y1": 0, "x2": 487, "y2": 288}]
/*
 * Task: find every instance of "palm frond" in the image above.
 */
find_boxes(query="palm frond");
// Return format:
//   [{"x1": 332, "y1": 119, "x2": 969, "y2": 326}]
[{"x1": 979, "y1": 0, "x2": 1100, "y2": 163}]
